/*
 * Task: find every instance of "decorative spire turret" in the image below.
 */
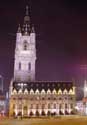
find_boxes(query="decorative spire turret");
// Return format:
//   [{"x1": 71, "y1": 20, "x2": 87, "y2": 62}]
[
  {"x1": 31, "y1": 25, "x2": 35, "y2": 33},
  {"x1": 17, "y1": 24, "x2": 21, "y2": 33}
]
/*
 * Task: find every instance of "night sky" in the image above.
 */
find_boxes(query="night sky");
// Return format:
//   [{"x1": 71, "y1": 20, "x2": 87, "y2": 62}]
[{"x1": 0, "y1": 0, "x2": 87, "y2": 97}]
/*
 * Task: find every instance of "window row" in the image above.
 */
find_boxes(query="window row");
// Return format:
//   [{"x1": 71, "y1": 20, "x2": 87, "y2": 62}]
[
  {"x1": 13, "y1": 103, "x2": 73, "y2": 110},
  {"x1": 19, "y1": 62, "x2": 31, "y2": 70}
]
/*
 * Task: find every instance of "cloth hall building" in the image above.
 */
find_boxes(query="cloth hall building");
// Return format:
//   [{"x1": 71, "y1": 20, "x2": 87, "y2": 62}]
[{"x1": 9, "y1": 6, "x2": 76, "y2": 117}]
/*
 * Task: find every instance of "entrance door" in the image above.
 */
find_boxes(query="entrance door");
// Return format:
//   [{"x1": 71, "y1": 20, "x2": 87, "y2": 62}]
[{"x1": 23, "y1": 106, "x2": 28, "y2": 116}]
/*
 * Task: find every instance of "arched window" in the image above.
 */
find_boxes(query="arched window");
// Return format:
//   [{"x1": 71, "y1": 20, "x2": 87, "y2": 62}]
[
  {"x1": 28, "y1": 62, "x2": 31, "y2": 71},
  {"x1": 54, "y1": 104, "x2": 56, "y2": 109},
  {"x1": 42, "y1": 104, "x2": 45, "y2": 109},
  {"x1": 19, "y1": 62, "x2": 21, "y2": 70},
  {"x1": 48, "y1": 104, "x2": 51, "y2": 109},
  {"x1": 23, "y1": 41, "x2": 28, "y2": 50},
  {"x1": 65, "y1": 103, "x2": 67, "y2": 109}
]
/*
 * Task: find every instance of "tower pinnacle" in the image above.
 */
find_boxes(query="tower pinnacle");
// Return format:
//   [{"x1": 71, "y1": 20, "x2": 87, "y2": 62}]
[
  {"x1": 26, "y1": 5, "x2": 29, "y2": 16},
  {"x1": 17, "y1": 24, "x2": 21, "y2": 33},
  {"x1": 24, "y1": 5, "x2": 30, "y2": 24}
]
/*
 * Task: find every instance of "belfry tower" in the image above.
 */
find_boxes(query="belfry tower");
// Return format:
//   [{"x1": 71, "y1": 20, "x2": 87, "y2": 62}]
[{"x1": 14, "y1": 6, "x2": 36, "y2": 82}]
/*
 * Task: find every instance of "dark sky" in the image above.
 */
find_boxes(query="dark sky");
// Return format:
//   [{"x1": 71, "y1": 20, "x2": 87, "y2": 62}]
[{"x1": 0, "y1": 0, "x2": 87, "y2": 96}]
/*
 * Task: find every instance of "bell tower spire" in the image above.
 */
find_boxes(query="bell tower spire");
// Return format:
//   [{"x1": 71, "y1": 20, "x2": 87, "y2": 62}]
[
  {"x1": 24, "y1": 5, "x2": 30, "y2": 24},
  {"x1": 14, "y1": 6, "x2": 36, "y2": 82}
]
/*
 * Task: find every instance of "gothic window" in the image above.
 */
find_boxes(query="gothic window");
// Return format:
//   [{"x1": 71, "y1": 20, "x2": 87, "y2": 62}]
[
  {"x1": 42, "y1": 104, "x2": 45, "y2": 109},
  {"x1": 59, "y1": 104, "x2": 62, "y2": 109},
  {"x1": 48, "y1": 104, "x2": 51, "y2": 109},
  {"x1": 70, "y1": 104, "x2": 73, "y2": 109},
  {"x1": 13, "y1": 104, "x2": 15, "y2": 109},
  {"x1": 30, "y1": 104, "x2": 33, "y2": 109},
  {"x1": 54, "y1": 104, "x2": 56, "y2": 109},
  {"x1": 65, "y1": 103, "x2": 67, "y2": 109},
  {"x1": 23, "y1": 41, "x2": 28, "y2": 50},
  {"x1": 36, "y1": 104, "x2": 39, "y2": 109},
  {"x1": 18, "y1": 104, "x2": 22, "y2": 110},
  {"x1": 28, "y1": 62, "x2": 31, "y2": 71},
  {"x1": 19, "y1": 62, "x2": 21, "y2": 70}
]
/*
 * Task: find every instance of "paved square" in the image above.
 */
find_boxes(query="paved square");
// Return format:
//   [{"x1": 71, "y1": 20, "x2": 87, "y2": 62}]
[{"x1": 0, "y1": 116, "x2": 87, "y2": 125}]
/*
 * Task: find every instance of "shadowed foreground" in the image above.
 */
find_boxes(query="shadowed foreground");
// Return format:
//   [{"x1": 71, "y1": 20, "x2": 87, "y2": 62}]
[{"x1": 0, "y1": 116, "x2": 87, "y2": 125}]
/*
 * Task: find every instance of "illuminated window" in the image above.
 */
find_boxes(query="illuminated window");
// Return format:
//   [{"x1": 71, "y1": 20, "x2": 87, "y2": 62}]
[
  {"x1": 48, "y1": 104, "x2": 51, "y2": 109},
  {"x1": 65, "y1": 103, "x2": 67, "y2": 109},
  {"x1": 70, "y1": 104, "x2": 73, "y2": 109},
  {"x1": 18, "y1": 104, "x2": 22, "y2": 110},
  {"x1": 70, "y1": 97, "x2": 73, "y2": 100},
  {"x1": 19, "y1": 62, "x2": 21, "y2": 70},
  {"x1": 54, "y1": 104, "x2": 56, "y2": 109},
  {"x1": 36, "y1": 104, "x2": 39, "y2": 109},
  {"x1": 42, "y1": 104, "x2": 45, "y2": 109},
  {"x1": 30, "y1": 104, "x2": 33, "y2": 109},
  {"x1": 59, "y1": 104, "x2": 62, "y2": 109},
  {"x1": 13, "y1": 104, "x2": 15, "y2": 109}
]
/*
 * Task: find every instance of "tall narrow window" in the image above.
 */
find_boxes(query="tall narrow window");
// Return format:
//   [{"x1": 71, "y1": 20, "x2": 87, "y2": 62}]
[
  {"x1": 65, "y1": 103, "x2": 67, "y2": 109},
  {"x1": 36, "y1": 104, "x2": 39, "y2": 109},
  {"x1": 23, "y1": 41, "x2": 28, "y2": 50},
  {"x1": 48, "y1": 104, "x2": 51, "y2": 109},
  {"x1": 54, "y1": 104, "x2": 56, "y2": 109},
  {"x1": 70, "y1": 104, "x2": 73, "y2": 109},
  {"x1": 42, "y1": 104, "x2": 45, "y2": 109},
  {"x1": 28, "y1": 63, "x2": 31, "y2": 71},
  {"x1": 59, "y1": 104, "x2": 62, "y2": 109},
  {"x1": 19, "y1": 62, "x2": 21, "y2": 70}
]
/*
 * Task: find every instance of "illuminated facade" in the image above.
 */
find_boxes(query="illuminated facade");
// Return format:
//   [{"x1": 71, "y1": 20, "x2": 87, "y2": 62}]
[
  {"x1": 9, "y1": 6, "x2": 76, "y2": 117},
  {"x1": 82, "y1": 80, "x2": 87, "y2": 115},
  {"x1": 0, "y1": 91, "x2": 6, "y2": 116},
  {"x1": 14, "y1": 6, "x2": 36, "y2": 82}
]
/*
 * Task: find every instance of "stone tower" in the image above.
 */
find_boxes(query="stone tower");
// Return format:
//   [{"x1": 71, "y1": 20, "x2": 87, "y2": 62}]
[{"x1": 14, "y1": 6, "x2": 36, "y2": 82}]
